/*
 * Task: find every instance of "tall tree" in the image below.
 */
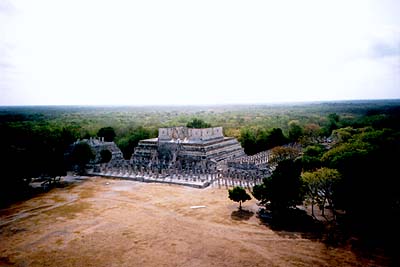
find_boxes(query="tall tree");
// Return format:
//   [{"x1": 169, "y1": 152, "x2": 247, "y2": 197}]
[
  {"x1": 240, "y1": 127, "x2": 257, "y2": 155},
  {"x1": 228, "y1": 186, "x2": 251, "y2": 210},
  {"x1": 301, "y1": 168, "x2": 341, "y2": 218},
  {"x1": 266, "y1": 128, "x2": 288, "y2": 149},
  {"x1": 117, "y1": 127, "x2": 152, "y2": 159},
  {"x1": 303, "y1": 123, "x2": 321, "y2": 140},
  {"x1": 301, "y1": 144, "x2": 325, "y2": 171},
  {"x1": 288, "y1": 120, "x2": 304, "y2": 142},
  {"x1": 252, "y1": 159, "x2": 303, "y2": 213},
  {"x1": 324, "y1": 113, "x2": 340, "y2": 135}
]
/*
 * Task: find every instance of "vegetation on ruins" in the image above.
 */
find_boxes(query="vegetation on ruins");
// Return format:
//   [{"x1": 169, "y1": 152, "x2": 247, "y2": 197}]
[
  {"x1": 68, "y1": 142, "x2": 95, "y2": 174},
  {"x1": 228, "y1": 186, "x2": 251, "y2": 210},
  {"x1": 97, "y1": 126, "x2": 116, "y2": 142}
]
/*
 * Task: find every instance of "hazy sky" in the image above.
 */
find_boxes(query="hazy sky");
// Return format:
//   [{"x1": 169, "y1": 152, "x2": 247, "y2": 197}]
[{"x1": 1, "y1": 0, "x2": 399, "y2": 105}]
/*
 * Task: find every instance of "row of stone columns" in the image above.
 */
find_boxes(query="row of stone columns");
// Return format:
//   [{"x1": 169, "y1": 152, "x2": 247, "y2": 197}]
[
  {"x1": 228, "y1": 150, "x2": 272, "y2": 168},
  {"x1": 92, "y1": 164, "x2": 267, "y2": 189}
]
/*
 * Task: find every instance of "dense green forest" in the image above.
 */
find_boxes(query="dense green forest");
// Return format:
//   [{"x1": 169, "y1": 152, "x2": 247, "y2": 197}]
[{"x1": 1, "y1": 100, "x2": 400, "y2": 259}]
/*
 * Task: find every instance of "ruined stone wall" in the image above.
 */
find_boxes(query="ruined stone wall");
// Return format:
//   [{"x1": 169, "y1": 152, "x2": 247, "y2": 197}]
[
  {"x1": 158, "y1": 127, "x2": 223, "y2": 142},
  {"x1": 187, "y1": 127, "x2": 223, "y2": 141},
  {"x1": 158, "y1": 127, "x2": 188, "y2": 141},
  {"x1": 77, "y1": 138, "x2": 124, "y2": 163}
]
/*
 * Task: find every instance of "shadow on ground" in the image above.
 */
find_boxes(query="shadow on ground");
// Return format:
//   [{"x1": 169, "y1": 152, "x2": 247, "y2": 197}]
[
  {"x1": 231, "y1": 209, "x2": 254, "y2": 221},
  {"x1": 258, "y1": 208, "x2": 324, "y2": 241},
  {"x1": 257, "y1": 207, "x2": 397, "y2": 266},
  {"x1": 0, "y1": 179, "x2": 79, "y2": 209}
]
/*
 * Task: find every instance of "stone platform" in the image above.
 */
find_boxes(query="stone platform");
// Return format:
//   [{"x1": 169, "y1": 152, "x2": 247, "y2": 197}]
[
  {"x1": 89, "y1": 171, "x2": 211, "y2": 189},
  {"x1": 132, "y1": 126, "x2": 245, "y2": 169}
]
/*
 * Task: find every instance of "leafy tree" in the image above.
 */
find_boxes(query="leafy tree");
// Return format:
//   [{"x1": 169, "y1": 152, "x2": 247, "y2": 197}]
[
  {"x1": 186, "y1": 118, "x2": 211, "y2": 128},
  {"x1": 265, "y1": 128, "x2": 288, "y2": 149},
  {"x1": 303, "y1": 123, "x2": 321, "y2": 139},
  {"x1": 331, "y1": 127, "x2": 357, "y2": 143},
  {"x1": 328, "y1": 113, "x2": 340, "y2": 123},
  {"x1": 228, "y1": 186, "x2": 251, "y2": 210},
  {"x1": 251, "y1": 183, "x2": 268, "y2": 206},
  {"x1": 301, "y1": 168, "x2": 341, "y2": 218},
  {"x1": 240, "y1": 127, "x2": 288, "y2": 155},
  {"x1": 323, "y1": 113, "x2": 340, "y2": 135},
  {"x1": 0, "y1": 122, "x2": 81, "y2": 206},
  {"x1": 304, "y1": 144, "x2": 325, "y2": 158},
  {"x1": 301, "y1": 144, "x2": 325, "y2": 171},
  {"x1": 320, "y1": 127, "x2": 400, "y2": 247},
  {"x1": 255, "y1": 128, "x2": 269, "y2": 150},
  {"x1": 288, "y1": 120, "x2": 304, "y2": 142},
  {"x1": 300, "y1": 124, "x2": 321, "y2": 146},
  {"x1": 252, "y1": 159, "x2": 303, "y2": 213},
  {"x1": 117, "y1": 127, "x2": 152, "y2": 159},
  {"x1": 239, "y1": 127, "x2": 257, "y2": 155},
  {"x1": 269, "y1": 146, "x2": 301, "y2": 164},
  {"x1": 97, "y1": 127, "x2": 116, "y2": 142},
  {"x1": 100, "y1": 149, "x2": 112, "y2": 163}
]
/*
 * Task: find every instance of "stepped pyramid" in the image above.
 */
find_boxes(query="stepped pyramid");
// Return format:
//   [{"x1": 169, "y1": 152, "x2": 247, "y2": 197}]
[{"x1": 131, "y1": 126, "x2": 245, "y2": 169}]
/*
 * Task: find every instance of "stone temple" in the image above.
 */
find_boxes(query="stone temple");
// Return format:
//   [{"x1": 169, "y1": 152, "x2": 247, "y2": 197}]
[
  {"x1": 78, "y1": 126, "x2": 276, "y2": 188},
  {"x1": 131, "y1": 126, "x2": 245, "y2": 170}
]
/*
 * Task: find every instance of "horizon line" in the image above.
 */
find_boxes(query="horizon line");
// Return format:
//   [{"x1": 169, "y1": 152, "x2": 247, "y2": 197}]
[{"x1": 1, "y1": 98, "x2": 400, "y2": 108}]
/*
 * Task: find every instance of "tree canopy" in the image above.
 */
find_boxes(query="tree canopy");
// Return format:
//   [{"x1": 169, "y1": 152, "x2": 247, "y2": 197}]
[
  {"x1": 299, "y1": 125, "x2": 400, "y2": 248},
  {"x1": 69, "y1": 142, "x2": 95, "y2": 174},
  {"x1": 239, "y1": 127, "x2": 288, "y2": 155},
  {"x1": 97, "y1": 127, "x2": 116, "y2": 142},
  {"x1": 117, "y1": 127, "x2": 153, "y2": 159},
  {"x1": 0, "y1": 122, "x2": 79, "y2": 206},
  {"x1": 288, "y1": 120, "x2": 304, "y2": 142},
  {"x1": 301, "y1": 167, "x2": 341, "y2": 218},
  {"x1": 186, "y1": 118, "x2": 211, "y2": 128},
  {"x1": 269, "y1": 146, "x2": 301, "y2": 164},
  {"x1": 228, "y1": 186, "x2": 251, "y2": 210},
  {"x1": 252, "y1": 159, "x2": 303, "y2": 213},
  {"x1": 301, "y1": 144, "x2": 326, "y2": 171}
]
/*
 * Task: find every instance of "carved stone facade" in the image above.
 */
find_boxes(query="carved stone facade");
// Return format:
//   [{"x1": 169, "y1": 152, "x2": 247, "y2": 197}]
[
  {"x1": 158, "y1": 126, "x2": 224, "y2": 142},
  {"x1": 131, "y1": 126, "x2": 245, "y2": 169}
]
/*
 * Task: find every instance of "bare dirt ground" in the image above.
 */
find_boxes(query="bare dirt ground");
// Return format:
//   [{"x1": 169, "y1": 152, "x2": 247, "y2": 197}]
[{"x1": 0, "y1": 177, "x2": 389, "y2": 267}]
